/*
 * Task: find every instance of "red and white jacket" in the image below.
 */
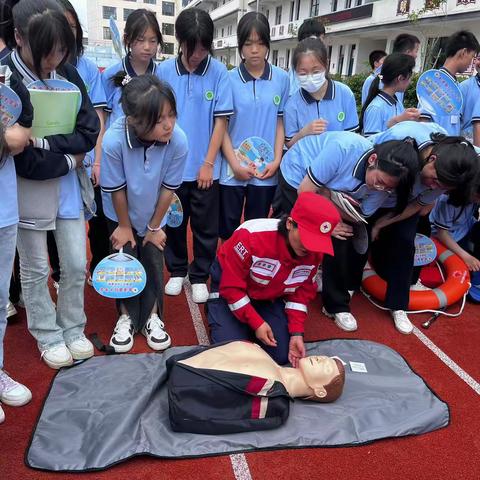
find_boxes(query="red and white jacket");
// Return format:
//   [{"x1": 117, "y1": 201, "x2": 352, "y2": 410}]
[{"x1": 217, "y1": 218, "x2": 322, "y2": 334}]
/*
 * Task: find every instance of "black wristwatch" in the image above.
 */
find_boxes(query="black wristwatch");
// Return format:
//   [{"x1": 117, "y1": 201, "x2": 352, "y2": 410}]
[{"x1": 290, "y1": 332, "x2": 304, "y2": 337}]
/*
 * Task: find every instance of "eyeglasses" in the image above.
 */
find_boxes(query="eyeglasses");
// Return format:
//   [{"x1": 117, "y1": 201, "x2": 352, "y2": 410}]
[{"x1": 372, "y1": 181, "x2": 394, "y2": 194}]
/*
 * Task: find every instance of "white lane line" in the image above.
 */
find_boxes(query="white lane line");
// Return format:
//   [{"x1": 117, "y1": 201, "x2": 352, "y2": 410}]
[
  {"x1": 183, "y1": 279, "x2": 253, "y2": 480},
  {"x1": 413, "y1": 326, "x2": 480, "y2": 395}
]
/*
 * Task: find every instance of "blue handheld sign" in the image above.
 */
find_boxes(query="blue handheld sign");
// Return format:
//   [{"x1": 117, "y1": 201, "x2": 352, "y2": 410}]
[
  {"x1": 237, "y1": 136, "x2": 274, "y2": 176},
  {"x1": 414, "y1": 234, "x2": 437, "y2": 267},
  {"x1": 92, "y1": 250, "x2": 146, "y2": 299},
  {"x1": 109, "y1": 16, "x2": 123, "y2": 59},
  {"x1": 416, "y1": 69, "x2": 463, "y2": 117},
  {"x1": 166, "y1": 193, "x2": 183, "y2": 228},
  {"x1": 0, "y1": 83, "x2": 22, "y2": 127}
]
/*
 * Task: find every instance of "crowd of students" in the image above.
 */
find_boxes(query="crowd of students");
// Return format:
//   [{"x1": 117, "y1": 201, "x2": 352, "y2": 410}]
[{"x1": 0, "y1": 0, "x2": 479, "y2": 424}]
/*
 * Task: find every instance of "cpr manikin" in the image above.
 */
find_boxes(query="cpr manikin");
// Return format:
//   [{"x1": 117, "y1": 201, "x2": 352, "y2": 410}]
[{"x1": 167, "y1": 341, "x2": 345, "y2": 434}]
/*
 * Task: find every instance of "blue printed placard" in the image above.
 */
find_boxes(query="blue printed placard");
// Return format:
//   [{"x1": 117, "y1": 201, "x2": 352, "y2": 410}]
[
  {"x1": 166, "y1": 193, "x2": 183, "y2": 228},
  {"x1": 0, "y1": 83, "x2": 22, "y2": 127},
  {"x1": 414, "y1": 234, "x2": 437, "y2": 267},
  {"x1": 416, "y1": 69, "x2": 463, "y2": 117},
  {"x1": 92, "y1": 251, "x2": 146, "y2": 299},
  {"x1": 237, "y1": 136, "x2": 274, "y2": 176},
  {"x1": 109, "y1": 16, "x2": 123, "y2": 59}
]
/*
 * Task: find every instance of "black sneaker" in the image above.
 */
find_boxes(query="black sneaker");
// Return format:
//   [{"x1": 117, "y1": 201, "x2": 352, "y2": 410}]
[{"x1": 142, "y1": 314, "x2": 171, "y2": 351}]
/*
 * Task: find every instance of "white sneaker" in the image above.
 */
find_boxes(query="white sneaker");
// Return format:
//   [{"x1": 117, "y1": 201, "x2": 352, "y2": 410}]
[
  {"x1": 53, "y1": 281, "x2": 59, "y2": 294},
  {"x1": 410, "y1": 280, "x2": 430, "y2": 291},
  {"x1": 165, "y1": 276, "x2": 186, "y2": 296},
  {"x1": 0, "y1": 370, "x2": 32, "y2": 406},
  {"x1": 109, "y1": 314, "x2": 134, "y2": 353},
  {"x1": 192, "y1": 283, "x2": 209, "y2": 303},
  {"x1": 391, "y1": 310, "x2": 413, "y2": 334},
  {"x1": 0, "y1": 404, "x2": 4, "y2": 424},
  {"x1": 41, "y1": 344, "x2": 74, "y2": 369},
  {"x1": 67, "y1": 337, "x2": 94, "y2": 360},
  {"x1": 322, "y1": 307, "x2": 358, "y2": 332},
  {"x1": 6, "y1": 301, "x2": 17, "y2": 319},
  {"x1": 142, "y1": 313, "x2": 171, "y2": 351}
]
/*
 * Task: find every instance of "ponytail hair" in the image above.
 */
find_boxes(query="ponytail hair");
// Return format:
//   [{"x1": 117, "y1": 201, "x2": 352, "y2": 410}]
[
  {"x1": 359, "y1": 53, "x2": 415, "y2": 133},
  {"x1": 429, "y1": 135, "x2": 479, "y2": 206},
  {"x1": 374, "y1": 137, "x2": 421, "y2": 213},
  {"x1": 121, "y1": 74, "x2": 176, "y2": 138}
]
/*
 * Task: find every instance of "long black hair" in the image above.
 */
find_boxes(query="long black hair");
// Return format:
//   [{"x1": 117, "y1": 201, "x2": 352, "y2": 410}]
[
  {"x1": 111, "y1": 9, "x2": 163, "y2": 88},
  {"x1": 237, "y1": 11, "x2": 270, "y2": 58},
  {"x1": 428, "y1": 133, "x2": 479, "y2": 206},
  {"x1": 373, "y1": 138, "x2": 421, "y2": 213},
  {"x1": 175, "y1": 8, "x2": 213, "y2": 63},
  {"x1": 359, "y1": 53, "x2": 415, "y2": 133},
  {"x1": 121, "y1": 74, "x2": 176, "y2": 138},
  {"x1": 56, "y1": 0, "x2": 84, "y2": 58},
  {"x1": 12, "y1": 0, "x2": 75, "y2": 79}
]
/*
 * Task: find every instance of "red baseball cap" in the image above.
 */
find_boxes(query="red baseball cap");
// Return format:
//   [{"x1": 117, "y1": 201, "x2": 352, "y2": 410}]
[{"x1": 290, "y1": 192, "x2": 340, "y2": 255}]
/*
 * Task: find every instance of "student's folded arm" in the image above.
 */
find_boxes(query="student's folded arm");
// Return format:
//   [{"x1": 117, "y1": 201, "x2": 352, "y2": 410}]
[{"x1": 14, "y1": 147, "x2": 72, "y2": 180}]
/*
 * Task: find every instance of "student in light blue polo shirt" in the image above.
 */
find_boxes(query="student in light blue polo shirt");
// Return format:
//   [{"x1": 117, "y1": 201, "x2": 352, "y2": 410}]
[
  {"x1": 101, "y1": 76, "x2": 188, "y2": 354},
  {"x1": 361, "y1": 50, "x2": 386, "y2": 106},
  {"x1": 158, "y1": 8, "x2": 234, "y2": 304},
  {"x1": 102, "y1": 9, "x2": 162, "y2": 128},
  {"x1": 297, "y1": 132, "x2": 420, "y2": 334},
  {"x1": 48, "y1": 0, "x2": 110, "y2": 287},
  {"x1": 430, "y1": 191, "x2": 480, "y2": 272},
  {"x1": 288, "y1": 18, "x2": 325, "y2": 97},
  {"x1": 419, "y1": 30, "x2": 480, "y2": 135},
  {"x1": 360, "y1": 53, "x2": 419, "y2": 136},
  {"x1": 370, "y1": 134, "x2": 478, "y2": 333},
  {"x1": 219, "y1": 12, "x2": 289, "y2": 240},
  {"x1": 459, "y1": 55, "x2": 480, "y2": 146},
  {"x1": 284, "y1": 38, "x2": 358, "y2": 149}
]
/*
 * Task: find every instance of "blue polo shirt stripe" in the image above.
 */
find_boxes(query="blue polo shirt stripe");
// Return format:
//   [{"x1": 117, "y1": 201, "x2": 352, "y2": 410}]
[
  {"x1": 363, "y1": 90, "x2": 404, "y2": 136},
  {"x1": 219, "y1": 61, "x2": 289, "y2": 187},
  {"x1": 100, "y1": 117, "x2": 188, "y2": 236},
  {"x1": 158, "y1": 55, "x2": 233, "y2": 182},
  {"x1": 284, "y1": 79, "x2": 358, "y2": 141}
]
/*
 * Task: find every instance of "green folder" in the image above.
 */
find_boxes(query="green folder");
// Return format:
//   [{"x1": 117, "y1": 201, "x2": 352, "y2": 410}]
[{"x1": 28, "y1": 79, "x2": 81, "y2": 138}]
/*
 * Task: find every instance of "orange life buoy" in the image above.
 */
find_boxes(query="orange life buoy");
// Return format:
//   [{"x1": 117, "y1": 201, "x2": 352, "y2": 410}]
[{"x1": 362, "y1": 238, "x2": 470, "y2": 310}]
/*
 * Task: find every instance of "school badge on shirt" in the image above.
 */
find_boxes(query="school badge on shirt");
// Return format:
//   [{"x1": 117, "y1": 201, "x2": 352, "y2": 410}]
[
  {"x1": 273, "y1": 95, "x2": 281, "y2": 106},
  {"x1": 205, "y1": 90, "x2": 214, "y2": 101}
]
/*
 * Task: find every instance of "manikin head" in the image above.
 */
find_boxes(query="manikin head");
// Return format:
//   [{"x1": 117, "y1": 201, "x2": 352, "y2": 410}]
[{"x1": 298, "y1": 356, "x2": 345, "y2": 403}]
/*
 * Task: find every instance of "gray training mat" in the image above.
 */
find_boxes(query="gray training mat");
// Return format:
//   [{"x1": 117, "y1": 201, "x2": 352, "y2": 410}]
[{"x1": 26, "y1": 339, "x2": 449, "y2": 472}]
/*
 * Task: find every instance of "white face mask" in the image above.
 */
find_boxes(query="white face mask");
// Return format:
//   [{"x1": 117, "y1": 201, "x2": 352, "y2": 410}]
[{"x1": 297, "y1": 72, "x2": 327, "y2": 93}]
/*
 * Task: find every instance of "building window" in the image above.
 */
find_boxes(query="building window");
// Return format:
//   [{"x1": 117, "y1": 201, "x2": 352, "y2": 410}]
[
  {"x1": 227, "y1": 25, "x2": 233, "y2": 36},
  {"x1": 345, "y1": 0, "x2": 352, "y2": 8},
  {"x1": 102, "y1": 6, "x2": 116, "y2": 20},
  {"x1": 338, "y1": 45, "x2": 345, "y2": 74},
  {"x1": 103, "y1": 27, "x2": 112, "y2": 40},
  {"x1": 214, "y1": 27, "x2": 218, "y2": 39},
  {"x1": 162, "y1": 23, "x2": 174, "y2": 36},
  {"x1": 162, "y1": 1, "x2": 175, "y2": 16},
  {"x1": 275, "y1": 6, "x2": 282, "y2": 25},
  {"x1": 123, "y1": 9, "x2": 135, "y2": 21},
  {"x1": 328, "y1": 45, "x2": 332, "y2": 69},
  {"x1": 310, "y1": 0, "x2": 320, "y2": 17},
  {"x1": 221, "y1": 27, "x2": 224, "y2": 37},
  {"x1": 286, "y1": 49, "x2": 291, "y2": 70},
  {"x1": 289, "y1": 1, "x2": 295, "y2": 22},
  {"x1": 163, "y1": 42, "x2": 174, "y2": 55},
  {"x1": 295, "y1": 0, "x2": 300, "y2": 20},
  {"x1": 331, "y1": 0, "x2": 338, "y2": 12},
  {"x1": 144, "y1": 0, "x2": 157, "y2": 4},
  {"x1": 265, "y1": 9, "x2": 269, "y2": 22},
  {"x1": 355, "y1": 0, "x2": 362, "y2": 6},
  {"x1": 272, "y1": 50, "x2": 278, "y2": 66},
  {"x1": 347, "y1": 44, "x2": 356, "y2": 76}
]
